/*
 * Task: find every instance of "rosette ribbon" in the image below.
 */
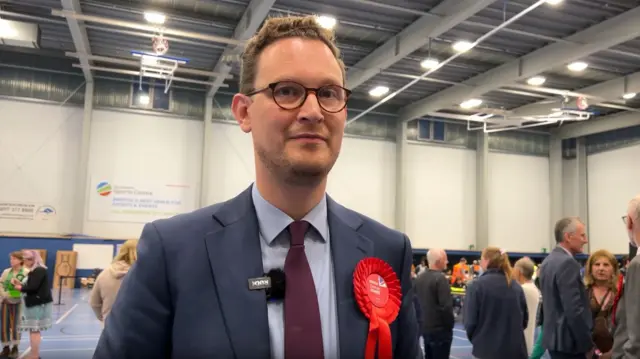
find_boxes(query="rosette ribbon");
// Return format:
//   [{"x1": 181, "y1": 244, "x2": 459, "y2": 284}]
[{"x1": 353, "y1": 257, "x2": 402, "y2": 359}]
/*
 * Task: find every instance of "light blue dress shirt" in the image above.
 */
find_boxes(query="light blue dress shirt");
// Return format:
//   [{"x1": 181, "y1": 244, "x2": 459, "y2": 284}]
[{"x1": 251, "y1": 184, "x2": 339, "y2": 359}]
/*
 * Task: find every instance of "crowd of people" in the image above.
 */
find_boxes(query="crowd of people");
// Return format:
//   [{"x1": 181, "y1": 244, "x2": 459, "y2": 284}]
[{"x1": 412, "y1": 194, "x2": 640, "y2": 359}]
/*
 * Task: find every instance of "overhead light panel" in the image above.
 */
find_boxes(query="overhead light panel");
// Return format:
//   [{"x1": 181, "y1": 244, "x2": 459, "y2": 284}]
[
  {"x1": 546, "y1": 0, "x2": 563, "y2": 4},
  {"x1": 138, "y1": 93, "x2": 150, "y2": 105},
  {"x1": 452, "y1": 40, "x2": 474, "y2": 53},
  {"x1": 420, "y1": 58, "x2": 440, "y2": 69},
  {"x1": 144, "y1": 11, "x2": 166, "y2": 25},
  {"x1": 0, "y1": 19, "x2": 18, "y2": 38},
  {"x1": 460, "y1": 98, "x2": 483, "y2": 109},
  {"x1": 369, "y1": 86, "x2": 389, "y2": 98},
  {"x1": 316, "y1": 15, "x2": 337, "y2": 30},
  {"x1": 567, "y1": 61, "x2": 588, "y2": 72},
  {"x1": 623, "y1": 92, "x2": 637, "y2": 100},
  {"x1": 527, "y1": 76, "x2": 546, "y2": 86}
]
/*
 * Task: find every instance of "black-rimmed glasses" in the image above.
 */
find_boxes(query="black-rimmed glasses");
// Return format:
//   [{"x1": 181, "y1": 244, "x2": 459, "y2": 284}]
[
  {"x1": 623, "y1": 215, "x2": 628, "y2": 224},
  {"x1": 246, "y1": 81, "x2": 351, "y2": 113}
]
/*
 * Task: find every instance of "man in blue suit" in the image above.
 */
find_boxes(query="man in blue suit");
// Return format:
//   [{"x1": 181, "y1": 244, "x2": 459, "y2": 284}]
[{"x1": 93, "y1": 15, "x2": 420, "y2": 359}]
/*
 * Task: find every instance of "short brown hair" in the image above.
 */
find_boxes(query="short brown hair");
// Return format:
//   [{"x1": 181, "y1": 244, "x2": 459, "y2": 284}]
[
  {"x1": 239, "y1": 15, "x2": 346, "y2": 94},
  {"x1": 9, "y1": 251, "x2": 23, "y2": 262}
]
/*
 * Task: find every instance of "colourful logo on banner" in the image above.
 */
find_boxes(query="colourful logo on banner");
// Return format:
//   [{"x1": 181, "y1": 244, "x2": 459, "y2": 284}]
[{"x1": 96, "y1": 181, "x2": 112, "y2": 196}]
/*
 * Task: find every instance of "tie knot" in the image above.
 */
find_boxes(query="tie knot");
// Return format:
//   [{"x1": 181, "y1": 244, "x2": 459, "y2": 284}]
[{"x1": 288, "y1": 220, "x2": 309, "y2": 247}]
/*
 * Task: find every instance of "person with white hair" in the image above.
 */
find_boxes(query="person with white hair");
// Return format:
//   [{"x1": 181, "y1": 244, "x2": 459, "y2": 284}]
[
  {"x1": 512, "y1": 257, "x2": 540, "y2": 356},
  {"x1": 611, "y1": 194, "x2": 640, "y2": 359},
  {"x1": 413, "y1": 248, "x2": 454, "y2": 359}
]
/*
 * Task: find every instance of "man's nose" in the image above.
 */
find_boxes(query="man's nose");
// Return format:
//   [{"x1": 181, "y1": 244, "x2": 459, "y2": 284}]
[{"x1": 297, "y1": 93, "x2": 324, "y2": 123}]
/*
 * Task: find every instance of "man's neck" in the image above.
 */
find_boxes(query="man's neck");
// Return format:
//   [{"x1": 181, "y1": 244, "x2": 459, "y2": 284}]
[
  {"x1": 558, "y1": 243, "x2": 575, "y2": 256},
  {"x1": 255, "y1": 170, "x2": 327, "y2": 220}
]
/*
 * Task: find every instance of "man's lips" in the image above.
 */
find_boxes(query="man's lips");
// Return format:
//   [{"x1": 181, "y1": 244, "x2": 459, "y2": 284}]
[{"x1": 290, "y1": 133, "x2": 327, "y2": 141}]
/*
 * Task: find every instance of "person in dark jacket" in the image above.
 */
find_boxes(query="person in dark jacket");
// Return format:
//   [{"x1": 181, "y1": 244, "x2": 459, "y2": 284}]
[
  {"x1": 11, "y1": 250, "x2": 53, "y2": 359},
  {"x1": 463, "y1": 247, "x2": 528, "y2": 359},
  {"x1": 415, "y1": 248, "x2": 454, "y2": 359}
]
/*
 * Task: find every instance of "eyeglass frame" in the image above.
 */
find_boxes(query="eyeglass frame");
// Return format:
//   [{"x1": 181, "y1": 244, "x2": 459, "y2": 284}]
[
  {"x1": 623, "y1": 215, "x2": 629, "y2": 225},
  {"x1": 245, "y1": 81, "x2": 352, "y2": 113}
]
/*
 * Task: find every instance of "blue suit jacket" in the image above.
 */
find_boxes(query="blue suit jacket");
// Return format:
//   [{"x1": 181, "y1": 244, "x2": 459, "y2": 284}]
[{"x1": 93, "y1": 186, "x2": 420, "y2": 359}]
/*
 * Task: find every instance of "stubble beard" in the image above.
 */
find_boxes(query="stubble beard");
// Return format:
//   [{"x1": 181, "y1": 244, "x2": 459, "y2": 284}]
[{"x1": 257, "y1": 145, "x2": 336, "y2": 187}]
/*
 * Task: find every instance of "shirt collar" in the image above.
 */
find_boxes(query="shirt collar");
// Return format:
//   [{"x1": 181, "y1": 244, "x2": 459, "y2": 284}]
[
  {"x1": 558, "y1": 245, "x2": 573, "y2": 257},
  {"x1": 251, "y1": 183, "x2": 329, "y2": 245}
]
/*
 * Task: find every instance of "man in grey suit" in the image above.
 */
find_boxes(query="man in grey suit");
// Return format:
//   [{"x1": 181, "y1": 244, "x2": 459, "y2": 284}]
[
  {"x1": 539, "y1": 217, "x2": 593, "y2": 359},
  {"x1": 611, "y1": 195, "x2": 640, "y2": 359}
]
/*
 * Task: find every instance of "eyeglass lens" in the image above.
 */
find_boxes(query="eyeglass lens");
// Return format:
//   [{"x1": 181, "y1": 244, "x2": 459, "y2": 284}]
[{"x1": 272, "y1": 81, "x2": 347, "y2": 112}]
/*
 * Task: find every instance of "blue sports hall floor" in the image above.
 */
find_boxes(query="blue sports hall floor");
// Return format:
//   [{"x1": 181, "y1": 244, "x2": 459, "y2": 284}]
[{"x1": 17, "y1": 289, "x2": 546, "y2": 359}]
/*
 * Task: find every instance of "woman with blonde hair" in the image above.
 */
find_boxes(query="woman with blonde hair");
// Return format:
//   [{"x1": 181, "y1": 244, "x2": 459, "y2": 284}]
[
  {"x1": 463, "y1": 247, "x2": 528, "y2": 359},
  {"x1": 90, "y1": 239, "x2": 138, "y2": 325},
  {"x1": 11, "y1": 250, "x2": 53, "y2": 359},
  {"x1": 0, "y1": 251, "x2": 26, "y2": 358},
  {"x1": 584, "y1": 249, "x2": 619, "y2": 358}
]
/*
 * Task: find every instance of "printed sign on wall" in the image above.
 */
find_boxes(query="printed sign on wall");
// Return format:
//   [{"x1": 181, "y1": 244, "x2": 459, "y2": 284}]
[
  {"x1": 0, "y1": 202, "x2": 57, "y2": 221},
  {"x1": 87, "y1": 177, "x2": 196, "y2": 224}
]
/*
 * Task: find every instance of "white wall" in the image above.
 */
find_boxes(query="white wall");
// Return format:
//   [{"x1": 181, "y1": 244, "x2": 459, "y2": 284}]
[
  {"x1": 84, "y1": 110, "x2": 203, "y2": 239},
  {"x1": 587, "y1": 144, "x2": 640, "y2": 254},
  {"x1": 488, "y1": 153, "x2": 550, "y2": 252},
  {"x1": 0, "y1": 99, "x2": 83, "y2": 235},
  {"x1": 404, "y1": 144, "x2": 477, "y2": 250},
  {"x1": 327, "y1": 137, "x2": 396, "y2": 228},
  {"x1": 205, "y1": 122, "x2": 397, "y2": 228}
]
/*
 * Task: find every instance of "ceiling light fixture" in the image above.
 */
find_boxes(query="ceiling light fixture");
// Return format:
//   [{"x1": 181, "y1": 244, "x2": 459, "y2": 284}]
[
  {"x1": 527, "y1": 76, "x2": 546, "y2": 86},
  {"x1": 138, "y1": 93, "x2": 150, "y2": 105},
  {"x1": 144, "y1": 11, "x2": 166, "y2": 25},
  {"x1": 452, "y1": 40, "x2": 474, "y2": 53},
  {"x1": 567, "y1": 61, "x2": 588, "y2": 72},
  {"x1": 546, "y1": 0, "x2": 563, "y2": 4},
  {"x1": 460, "y1": 98, "x2": 483, "y2": 109},
  {"x1": 369, "y1": 86, "x2": 390, "y2": 98},
  {"x1": 316, "y1": 15, "x2": 337, "y2": 30},
  {"x1": 623, "y1": 92, "x2": 637, "y2": 100},
  {"x1": 420, "y1": 58, "x2": 440, "y2": 69},
  {"x1": 0, "y1": 19, "x2": 17, "y2": 38}
]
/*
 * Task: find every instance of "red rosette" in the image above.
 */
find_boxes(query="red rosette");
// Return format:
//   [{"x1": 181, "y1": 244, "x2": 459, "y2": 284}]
[{"x1": 353, "y1": 257, "x2": 402, "y2": 359}]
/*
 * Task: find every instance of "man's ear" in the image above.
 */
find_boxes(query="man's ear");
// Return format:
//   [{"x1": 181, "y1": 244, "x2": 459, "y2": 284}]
[
  {"x1": 231, "y1": 93, "x2": 252, "y2": 133},
  {"x1": 628, "y1": 216, "x2": 634, "y2": 231}
]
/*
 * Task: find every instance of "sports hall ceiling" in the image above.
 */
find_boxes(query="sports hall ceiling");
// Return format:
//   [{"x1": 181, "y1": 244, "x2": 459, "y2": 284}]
[{"x1": 1, "y1": 0, "x2": 640, "y2": 124}]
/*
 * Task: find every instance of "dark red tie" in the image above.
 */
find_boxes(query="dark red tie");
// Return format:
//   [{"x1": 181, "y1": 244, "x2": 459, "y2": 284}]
[{"x1": 284, "y1": 220, "x2": 324, "y2": 359}]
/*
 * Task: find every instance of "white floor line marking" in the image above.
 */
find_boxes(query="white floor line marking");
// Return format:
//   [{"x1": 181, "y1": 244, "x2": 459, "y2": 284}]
[
  {"x1": 55, "y1": 303, "x2": 78, "y2": 325},
  {"x1": 17, "y1": 347, "x2": 30, "y2": 359},
  {"x1": 19, "y1": 303, "x2": 81, "y2": 358}
]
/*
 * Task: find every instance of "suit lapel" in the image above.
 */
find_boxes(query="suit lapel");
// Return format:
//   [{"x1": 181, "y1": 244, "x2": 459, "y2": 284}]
[
  {"x1": 327, "y1": 197, "x2": 374, "y2": 359},
  {"x1": 204, "y1": 186, "x2": 270, "y2": 358}
]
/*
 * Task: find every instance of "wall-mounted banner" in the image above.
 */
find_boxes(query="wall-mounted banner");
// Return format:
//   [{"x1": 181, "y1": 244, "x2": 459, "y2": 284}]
[
  {"x1": 87, "y1": 178, "x2": 196, "y2": 224},
  {"x1": 0, "y1": 202, "x2": 57, "y2": 221}
]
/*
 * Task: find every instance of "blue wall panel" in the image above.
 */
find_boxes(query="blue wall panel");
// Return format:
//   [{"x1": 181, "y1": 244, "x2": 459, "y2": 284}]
[{"x1": 0, "y1": 237, "x2": 126, "y2": 288}]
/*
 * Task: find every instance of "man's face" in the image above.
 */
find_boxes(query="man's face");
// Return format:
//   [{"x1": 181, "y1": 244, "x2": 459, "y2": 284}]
[
  {"x1": 232, "y1": 37, "x2": 346, "y2": 185},
  {"x1": 565, "y1": 221, "x2": 588, "y2": 254}
]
